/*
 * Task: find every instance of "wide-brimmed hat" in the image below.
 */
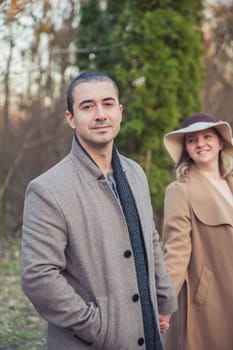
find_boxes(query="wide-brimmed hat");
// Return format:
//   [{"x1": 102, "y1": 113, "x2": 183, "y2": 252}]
[{"x1": 163, "y1": 113, "x2": 233, "y2": 164}]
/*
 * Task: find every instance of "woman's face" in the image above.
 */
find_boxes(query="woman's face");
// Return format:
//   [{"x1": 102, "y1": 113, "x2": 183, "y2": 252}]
[{"x1": 184, "y1": 128, "x2": 223, "y2": 168}]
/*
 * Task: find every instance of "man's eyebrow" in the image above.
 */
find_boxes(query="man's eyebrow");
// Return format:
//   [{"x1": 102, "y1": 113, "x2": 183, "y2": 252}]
[
  {"x1": 79, "y1": 97, "x2": 116, "y2": 107},
  {"x1": 102, "y1": 97, "x2": 116, "y2": 102},
  {"x1": 79, "y1": 99, "x2": 93, "y2": 107}
]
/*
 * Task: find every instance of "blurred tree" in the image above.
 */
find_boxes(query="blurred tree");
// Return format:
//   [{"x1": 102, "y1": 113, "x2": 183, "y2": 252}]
[
  {"x1": 202, "y1": 1, "x2": 233, "y2": 125},
  {"x1": 75, "y1": 0, "x2": 204, "y2": 220},
  {"x1": 0, "y1": 0, "x2": 79, "y2": 235}
]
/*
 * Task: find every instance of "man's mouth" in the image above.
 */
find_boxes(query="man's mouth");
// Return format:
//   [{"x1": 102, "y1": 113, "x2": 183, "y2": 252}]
[{"x1": 91, "y1": 123, "x2": 112, "y2": 130}]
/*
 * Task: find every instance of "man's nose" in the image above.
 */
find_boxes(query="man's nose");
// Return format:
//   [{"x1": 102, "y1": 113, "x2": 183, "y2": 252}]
[{"x1": 95, "y1": 106, "x2": 106, "y2": 120}]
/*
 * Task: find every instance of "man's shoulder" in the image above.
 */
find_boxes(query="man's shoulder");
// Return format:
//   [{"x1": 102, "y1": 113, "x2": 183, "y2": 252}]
[
  {"x1": 119, "y1": 154, "x2": 148, "y2": 187},
  {"x1": 29, "y1": 154, "x2": 72, "y2": 188},
  {"x1": 119, "y1": 154, "x2": 144, "y2": 173}
]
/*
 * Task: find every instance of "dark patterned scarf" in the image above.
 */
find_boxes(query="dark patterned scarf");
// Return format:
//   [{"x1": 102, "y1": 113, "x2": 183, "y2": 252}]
[{"x1": 112, "y1": 146, "x2": 163, "y2": 350}]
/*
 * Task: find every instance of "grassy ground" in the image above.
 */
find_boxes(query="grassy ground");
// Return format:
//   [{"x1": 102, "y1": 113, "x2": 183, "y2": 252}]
[{"x1": 0, "y1": 237, "x2": 46, "y2": 349}]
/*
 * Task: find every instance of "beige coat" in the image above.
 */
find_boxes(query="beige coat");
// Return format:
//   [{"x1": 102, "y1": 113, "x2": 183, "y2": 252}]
[
  {"x1": 162, "y1": 166, "x2": 233, "y2": 350},
  {"x1": 21, "y1": 138, "x2": 177, "y2": 350}
]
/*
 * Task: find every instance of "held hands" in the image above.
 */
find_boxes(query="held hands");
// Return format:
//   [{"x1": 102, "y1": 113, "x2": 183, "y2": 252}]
[{"x1": 159, "y1": 314, "x2": 171, "y2": 333}]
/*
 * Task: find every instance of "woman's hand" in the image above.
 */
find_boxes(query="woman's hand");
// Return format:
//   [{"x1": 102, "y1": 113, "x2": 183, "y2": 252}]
[{"x1": 159, "y1": 314, "x2": 171, "y2": 333}]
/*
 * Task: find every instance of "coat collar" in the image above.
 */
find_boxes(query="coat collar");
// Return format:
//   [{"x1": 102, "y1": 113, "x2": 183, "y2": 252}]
[
  {"x1": 69, "y1": 135, "x2": 126, "y2": 180},
  {"x1": 70, "y1": 136, "x2": 103, "y2": 180},
  {"x1": 187, "y1": 166, "x2": 233, "y2": 226}
]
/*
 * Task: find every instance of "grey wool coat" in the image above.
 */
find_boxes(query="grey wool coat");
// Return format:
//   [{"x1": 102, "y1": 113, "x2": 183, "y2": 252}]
[
  {"x1": 21, "y1": 138, "x2": 177, "y2": 350},
  {"x1": 162, "y1": 166, "x2": 233, "y2": 350}
]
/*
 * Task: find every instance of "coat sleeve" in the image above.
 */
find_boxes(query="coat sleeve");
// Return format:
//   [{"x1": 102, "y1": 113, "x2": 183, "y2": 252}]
[
  {"x1": 21, "y1": 181, "x2": 101, "y2": 345},
  {"x1": 152, "y1": 224, "x2": 177, "y2": 315},
  {"x1": 162, "y1": 181, "x2": 192, "y2": 294}
]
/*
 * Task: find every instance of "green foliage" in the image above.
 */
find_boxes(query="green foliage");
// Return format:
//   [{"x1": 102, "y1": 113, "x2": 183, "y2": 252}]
[
  {"x1": 75, "y1": 0, "x2": 204, "y2": 217},
  {"x1": 0, "y1": 237, "x2": 46, "y2": 349}
]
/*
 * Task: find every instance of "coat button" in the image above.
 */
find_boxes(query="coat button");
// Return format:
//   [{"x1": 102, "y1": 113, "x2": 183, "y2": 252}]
[
  {"x1": 132, "y1": 293, "x2": 139, "y2": 302},
  {"x1": 138, "y1": 337, "x2": 144, "y2": 346},
  {"x1": 124, "y1": 250, "x2": 132, "y2": 258}
]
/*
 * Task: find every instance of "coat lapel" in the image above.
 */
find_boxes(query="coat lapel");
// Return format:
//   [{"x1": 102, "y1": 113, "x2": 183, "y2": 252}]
[{"x1": 188, "y1": 167, "x2": 233, "y2": 226}]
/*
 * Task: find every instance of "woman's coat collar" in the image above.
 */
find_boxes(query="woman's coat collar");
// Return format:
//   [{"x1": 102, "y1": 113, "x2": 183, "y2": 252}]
[{"x1": 187, "y1": 166, "x2": 233, "y2": 226}]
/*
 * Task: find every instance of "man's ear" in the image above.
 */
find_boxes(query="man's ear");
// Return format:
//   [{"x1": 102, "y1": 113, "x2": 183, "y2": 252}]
[
  {"x1": 65, "y1": 110, "x2": 75, "y2": 129},
  {"x1": 119, "y1": 104, "x2": 123, "y2": 124}
]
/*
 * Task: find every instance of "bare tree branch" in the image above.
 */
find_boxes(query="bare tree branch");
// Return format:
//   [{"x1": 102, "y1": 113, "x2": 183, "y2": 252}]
[{"x1": 0, "y1": 121, "x2": 64, "y2": 201}]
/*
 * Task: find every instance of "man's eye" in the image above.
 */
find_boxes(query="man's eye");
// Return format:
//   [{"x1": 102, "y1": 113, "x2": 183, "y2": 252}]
[{"x1": 82, "y1": 104, "x2": 92, "y2": 110}]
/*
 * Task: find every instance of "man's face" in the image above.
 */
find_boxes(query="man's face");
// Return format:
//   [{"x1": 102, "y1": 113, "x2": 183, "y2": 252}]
[{"x1": 65, "y1": 80, "x2": 123, "y2": 153}]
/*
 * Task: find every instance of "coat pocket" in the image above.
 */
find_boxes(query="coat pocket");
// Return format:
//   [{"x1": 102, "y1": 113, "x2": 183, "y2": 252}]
[
  {"x1": 193, "y1": 265, "x2": 212, "y2": 305},
  {"x1": 89, "y1": 296, "x2": 108, "y2": 349}
]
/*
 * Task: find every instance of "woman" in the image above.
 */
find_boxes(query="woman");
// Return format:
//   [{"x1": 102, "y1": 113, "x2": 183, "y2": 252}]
[{"x1": 162, "y1": 113, "x2": 233, "y2": 350}]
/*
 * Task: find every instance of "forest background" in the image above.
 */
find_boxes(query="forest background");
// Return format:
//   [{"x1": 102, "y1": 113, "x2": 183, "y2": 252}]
[{"x1": 0, "y1": 0, "x2": 233, "y2": 348}]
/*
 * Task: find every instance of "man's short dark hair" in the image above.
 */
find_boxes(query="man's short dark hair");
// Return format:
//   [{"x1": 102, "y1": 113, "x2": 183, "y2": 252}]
[{"x1": 67, "y1": 71, "x2": 120, "y2": 115}]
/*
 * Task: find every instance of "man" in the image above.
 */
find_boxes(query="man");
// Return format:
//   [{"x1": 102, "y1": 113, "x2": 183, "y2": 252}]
[{"x1": 21, "y1": 71, "x2": 177, "y2": 350}]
